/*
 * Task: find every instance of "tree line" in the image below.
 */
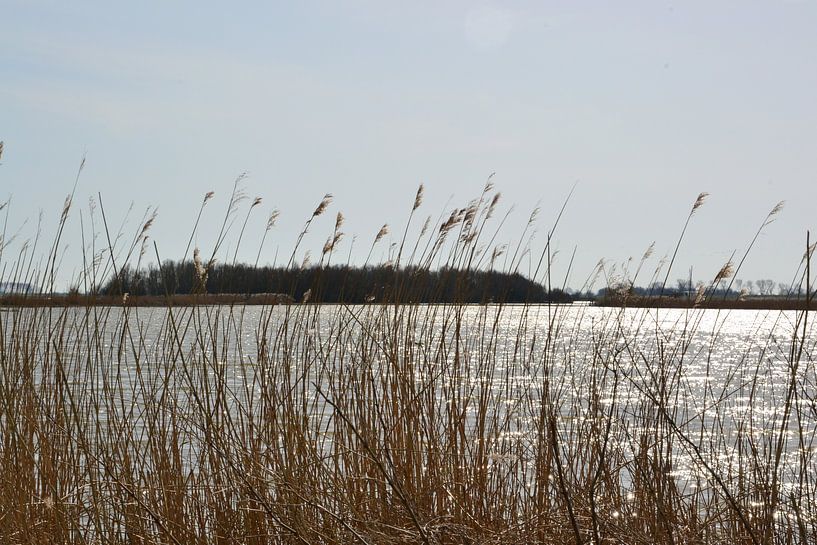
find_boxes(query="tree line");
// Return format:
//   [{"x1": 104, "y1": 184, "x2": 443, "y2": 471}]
[
  {"x1": 100, "y1": 260, "x2": 574, "y2": 304},
  {"x1": 595, "y1": 278, "x2": 801, "y2": 301}
]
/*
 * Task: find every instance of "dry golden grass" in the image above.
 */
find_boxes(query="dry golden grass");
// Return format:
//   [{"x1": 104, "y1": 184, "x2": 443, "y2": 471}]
[{"x1": 0, "y1": 176, "x2": 815, "y2": 544}]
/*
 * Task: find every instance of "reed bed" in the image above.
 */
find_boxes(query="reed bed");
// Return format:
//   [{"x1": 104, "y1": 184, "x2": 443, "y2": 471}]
[{"x1": 1, "y1": 177, "x2": 815, "y2": 544}]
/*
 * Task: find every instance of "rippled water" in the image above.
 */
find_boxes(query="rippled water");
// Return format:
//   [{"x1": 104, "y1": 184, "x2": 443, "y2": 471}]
[{"x1": 5, "y1": 302, "x2": 817, "y2": 520}]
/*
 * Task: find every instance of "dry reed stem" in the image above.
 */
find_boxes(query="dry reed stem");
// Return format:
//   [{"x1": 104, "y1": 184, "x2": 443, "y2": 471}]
[{"x1": 0, "y1": 180, "x2": 814, "y2": 545}]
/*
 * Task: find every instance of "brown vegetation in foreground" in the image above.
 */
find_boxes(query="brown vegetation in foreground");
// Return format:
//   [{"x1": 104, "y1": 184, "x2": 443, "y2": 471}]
[{"x1": 1, "y1": 169, "x2": 816, "y2": 544}]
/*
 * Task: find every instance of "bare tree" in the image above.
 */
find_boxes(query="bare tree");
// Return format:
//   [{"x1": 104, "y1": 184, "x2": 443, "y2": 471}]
[
  {"x1": 777, "y1": 282, "x2": 790, "y2": 296},
  {"x1": 677, "y1": 278, "x2": 694, "y2": 293},
  {"x1": 756, "y1": 279, "x2": 774, "y2": 296}
]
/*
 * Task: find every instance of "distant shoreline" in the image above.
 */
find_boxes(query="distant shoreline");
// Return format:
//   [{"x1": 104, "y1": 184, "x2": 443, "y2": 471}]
[
  {"x1": 1, "y1": 293, "x2": 815, "y2": 310},
  {"x1": 0, "y1": 293, "x2": 295, "y2": 308},
  {"x1": 595, "y1": 295, "x2": 817, "y2": 311}
]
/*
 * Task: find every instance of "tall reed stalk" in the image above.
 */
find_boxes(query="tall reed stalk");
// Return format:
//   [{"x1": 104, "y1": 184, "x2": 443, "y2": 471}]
[{"x1": 0, "y1": 171, "x2": 815, "y2": 544}]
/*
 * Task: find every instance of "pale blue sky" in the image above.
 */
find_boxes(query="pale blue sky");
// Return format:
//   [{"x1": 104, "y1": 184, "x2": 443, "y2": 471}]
[{"x1": 1, "y1": 1, "x2": 816, "y2": 290}]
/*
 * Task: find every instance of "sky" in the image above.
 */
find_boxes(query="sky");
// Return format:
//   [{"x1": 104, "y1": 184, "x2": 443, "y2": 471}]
[{"x1": 1, "y1": 0, "x2": 816, "y2": 292}]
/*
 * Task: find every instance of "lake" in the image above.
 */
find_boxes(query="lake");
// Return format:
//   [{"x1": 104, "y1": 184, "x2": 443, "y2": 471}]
[{"x1": 2, "y1": 302, "x2": 815, "y2": 540}]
